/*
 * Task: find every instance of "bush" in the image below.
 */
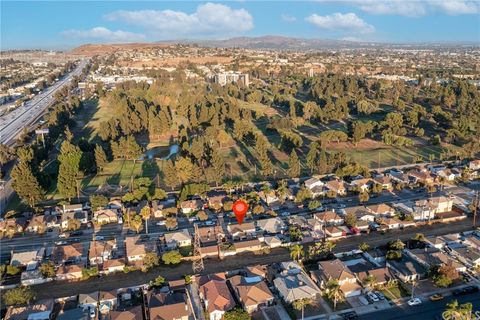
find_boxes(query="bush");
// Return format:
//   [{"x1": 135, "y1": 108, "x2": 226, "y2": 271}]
[
  {"x1": 2, "y1": 287, "x2": 35, "y2": 306},
  {"x1": 162, "y1": 251, "x2": 183, "y2": 265}
]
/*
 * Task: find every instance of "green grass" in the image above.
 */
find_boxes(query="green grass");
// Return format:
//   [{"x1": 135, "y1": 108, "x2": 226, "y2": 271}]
[
  {"x1": 381, "y1": 284, "x2": 410, "y2": 300},
  {"x1": 179, "y1": 245, "x2": 193, "y2": 257},
  {"x1": 322, "y1": 295, "x2": 351, "y2": 311}
]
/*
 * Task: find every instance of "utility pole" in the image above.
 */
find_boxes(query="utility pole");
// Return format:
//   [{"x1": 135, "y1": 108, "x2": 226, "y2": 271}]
[
  {"x1": 192, "y1": 224, "x2": 204, "y2": 273},
  {"x1": 473, "y1": 191, "x2": 479, "y2": 229}
]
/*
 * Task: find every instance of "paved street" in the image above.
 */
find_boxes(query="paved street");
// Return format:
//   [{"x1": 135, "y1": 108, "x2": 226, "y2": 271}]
[{"x1": 31, "y1": 217, "x2": 476, "y2": 300}]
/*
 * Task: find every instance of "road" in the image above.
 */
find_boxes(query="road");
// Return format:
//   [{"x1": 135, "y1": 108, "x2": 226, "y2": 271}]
[
  {"x1": 30, "y1": 217, "x2": 476, "y2": 300},
  {"x1": 0, "y1": 59, "x2": 88, "y2": 146},
  {"x1": 359, "y1": 292, "x2": 480, "y2": 320}
]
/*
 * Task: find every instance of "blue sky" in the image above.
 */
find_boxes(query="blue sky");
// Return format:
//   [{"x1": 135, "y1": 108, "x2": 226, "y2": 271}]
[{"x1": 1, "y1": 1, "x2": 479, "y2": 50}]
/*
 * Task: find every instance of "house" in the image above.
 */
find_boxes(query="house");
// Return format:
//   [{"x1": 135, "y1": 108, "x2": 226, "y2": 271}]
[
  {"x1": 105, "y1": 305, "x2": 143, "y2": 320},
  {"x1": 436, "y1": 169, "x2": 456, "y2": 181},
  {"x1": 259, "y1": 190, "x2": 280, "y2": 206},
  {"x1": 256, "y1": 217, "x2": 287, "y2": 234},
  {"x1": 366, "y1": 204, "x2": 395, "y2": 217},
  {"x1": 5, "y1": 299, "x2": 54, "y2": 320},
  {"x1": 180, "y1": 199, "x2": 203, "y2": 214},
  {"x1": 198, "y1": 273, "x2": 235, "y2": 320},
  {"x1": 261, "y1": 235, "x2": 282, "y2": 248},
  {"x1": 273, "y1": 270, "x2": 321, "y2": 303},
  {"x1": 373, "y1": 176, "x2": 393, "y2": 190},
  {"x1": 207, "y1": 191, "x2": 227, "y2": 210},
  {"x1": 427, "y1": 164, "x2": 447, "y2": 174},
  {"x1": 98, "y1": 290, "x2": 118, "y2": 315},
  {"x1": 227, "y1": 222, "x2": 256, "y2": 240},
  {"x1": 52, "y1": 243, "x2": 85, "y2": 265},
  {"x1": 234, "y1": 239, "x2": 263, "y2": 254},
  {"x1": 305, "y1": 177, "x2": 324, "y2": 190},
  {"x1": 89, "y1": 240, "x2": 116, "y2": 265},
  {"x1": 10, "y1": 248, "x2": 44, "y2": 270},
  {"x1": 463, "y1": 235, "x2": 480, "y2": 250},
  {"x1": 125, "y1": 236, "x2": 151, "y2": 264},
  {"x1": 79, "y1": 292, "x2": 99, "y2": 311},
  {"x1": 406, "y1": 248, "x2": 466, "y2": 272},
  {"x1": 411, "y1": 196, "x2": 453, "y2": 221},
  {"x1": 408, "y1": 170, "x2": 434, "y2": 185},
  {"x1": 44, "y1": 214, "x2": 60, "y2": 228},
  {"x1": 350, "y1": 178, "x2": 372, "y2": 192},
  {"x1": 197, "y1": 225, "x2": 225, "y2": 246},
  {"x1": 451, "y1": 246, "x2": 480, "y2": 268},
  {"x1": 356, "y1": 267, "x2": 396, "y2": 287},
  {"x1": 230, "y1": 275, "x2": 274, "y2": 313},
  {"x1": 152, "y1": 199, "x2": 177, "y2": 218},
  {"x1": 26, "y1": 215, "x2": 48, "y2": 232},
  {"x1": 314, "y1": 211, "x2": 344, "y2": 226},
  {"x1": 56, "y1": 264, "x2": 83, "y2": 281},
  {"x1": 108, "y1": 199, "x2": 123, "y2": 211},
  {"x1": 245, "y1": 265, "x2": 268, "y2": 278},
  {"x1": 386, "y1": 256, "x2": 426, "y2": 283},
  {"x1": 61, "y1": 211, "x2": 88, "y2": 229},
  {"x1": 469, "y1": 159, "x2": 480, "y2": 171},
  {"x1": 93, "y1": 209, "x2": 118, "y2": 224},
  {"x1": 101, "y1": 259, "x2": 125, "y2": 274},
  {"x1": 325, "y1": 226, "x2": 344, "y2": 238},
  {"x1": 21, "y1": 269, "x2": 51, "y2": 286},
  {"x1": 147, "y1": 291, "x2": 191, "y2": 320},
  {"x1": 164, "y1": 229, "x2": 192, "y2": 250},
  {"x1": 343, "y1": 206, "x2": 376, "y2": 222},
  {"x1": 169, "y1": 279, "x2": 186, "y2": 292},
  {"x1": 0, "y1": 218, "x2": 24, "y2": 235},
  {"x1": 325, "y1": 180, "x2": 346, "y2": 196},
  {"x1": 315, "y1": 259, "x2": 362, "y2": 297},
  {"x1": 381, "y1": 218, "x2": 402, "y2": 229}
]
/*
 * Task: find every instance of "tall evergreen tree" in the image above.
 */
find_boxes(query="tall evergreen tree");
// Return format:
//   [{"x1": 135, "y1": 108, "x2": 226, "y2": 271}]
[
  {"x1": 318, "y1": 147, "x2": 328, "y2": 174},
  {"x1": 11, "y1": 161, "x2": 44, "y2": 208},
  {"x1": 163, "y1": 160, "x2": 179, "y2": 190},
  {"x1": 211, "y1": 150, "x2": 226, "y2": 186},
  {"x1": 287, "y1": 150, "x2": 301, "y2": 178},
  {"x1": 94, "y1": 144, "x2": 107, "y2": 172},
  {"x1": 57, "y1": 140, "x2": 82, "y2": 201},
  {"x1": 306, "y1": 142, "x2": 319, "y2": 173}
]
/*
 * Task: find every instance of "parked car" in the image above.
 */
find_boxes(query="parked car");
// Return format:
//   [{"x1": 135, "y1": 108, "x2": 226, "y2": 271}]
[
  {"x1": 59, "y1": 233, "x2": 69, "y2": 238},
  {"x1": 55, "y1": 240, "x2": 67, "y2": 246},
  {"x1": 367, "y1": 292, "x2": 379, "y2": 302},
  {"x1": 358, "y1": 296, "x2": 370, "y2": 306},
  {"x1": 89, "y1": 307, "x2": 95, "y2": 319},
  {"x1": 156, "y1": 220, "x2": 166, "y2": 226},
  {"x1": 429, "y1": 294, "x2": 444, "y2": 301},
  {"x1": 407, "y1": 298, "x2": 422, "y2": 306},
  {"x1": 70, "y1": 231, "x2": 83, "y2": 236},
  {"x1": 94, "y1": 235, "x2": 104, "y2": 241},
  {"x1": 374, "y1": 291, "x2": 385, "y2": 300}
]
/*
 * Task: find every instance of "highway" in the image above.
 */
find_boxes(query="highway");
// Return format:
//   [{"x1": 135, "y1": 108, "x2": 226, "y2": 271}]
[{"x1": 0, "y1": 59, "x2": 88, "y2": 146}]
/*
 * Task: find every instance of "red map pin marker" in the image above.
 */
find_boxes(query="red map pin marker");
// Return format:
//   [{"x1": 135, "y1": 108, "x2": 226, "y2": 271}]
[{"x1": 233, "y1": 200, "x2": 249, "y2": 225}]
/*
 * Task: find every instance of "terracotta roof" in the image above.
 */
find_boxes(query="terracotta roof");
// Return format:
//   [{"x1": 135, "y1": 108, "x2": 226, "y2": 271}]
[
  {"x1": 52, "y1": 243, "x2": 84, "y2": 262},
  {"x1": 199, "y1": 277, "x2": 235, "y2": 313},
  {"x1": 89, "y1": 240, "x2": 116, "y2": 260},
  {"x1": 106, "y1": 306, "x2": 143, "y2": 320},
  {"x1": 314, "y1": 211, "x2": 343, "y2": 221},
  {"x1": 125, "y1": 236, "x2": 147, "y2": 257},
  {"x1": 103, "y1": 259, "x2": 125, "y2": 269},
  {"x1": 56, "y1": 264, "x2": 82, "y2": 275},
  {"x1": 148, "y1": 292, "x2": 190, "y2": 320},
  {"x1": 230, "y1": 275, "x2": 274, "y2": 309},
  {"x1": 356, "y1": 267, "x2": 395, "y2": 284},
  {"x1": 318, "y1": 259, "x2": 355, "y2": 281},
  {"x1": 366, "y1": 203, "x2": 394, "y2": 215}
]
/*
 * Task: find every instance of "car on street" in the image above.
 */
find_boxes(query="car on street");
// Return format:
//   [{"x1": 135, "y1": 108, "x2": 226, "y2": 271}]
[
  {"x1": 94, "y1": 235, "x2": 104, "y2": 241},
  {"x1": 59, "y1": 233, "x2": 69, "y2": 238},
  {"x1": 70, "y1": 231, "x2": 83, "y2": 236},
  {"x1": 55, "y1": 240, "x2": 67, "y2": 246},
  {"x1": 453, "y1": 286, "x2": 479, "y2": 296},
  {"x1": 89, "y1": 307, "x2": 95, "y2": 318},
  {"x1": 342, "y1": 311, "x2": 358, "y2": 319},
  {"x1": 407, "y1": 298, "x2": 422, "y2": 306},
  {"x1": 429, "y1": 294, "x2": 444, "y2": 301},
  {"x1": 374, "y1": 291, "x2": 385, "y2": 300}
]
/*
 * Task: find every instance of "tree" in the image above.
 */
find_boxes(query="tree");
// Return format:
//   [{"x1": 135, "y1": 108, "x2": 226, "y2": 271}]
[
  {"x1": 162, "y1": 250, "x2": 182, "y2": 265},
  {"x1": 287, "y1": 149, "x2": 301, "y2": 178},
  {"x1": 358, "y1": 192, "x2": 369, "y2": 203},
  {"x1": 196, "y1": 210, "x2": 208, "y2": 221},
  {"x1": 252, "y1": 205, "x2": 265, "y2": 215},
  {"x1": 140, "y1": 206, "x2": 151, "y2": 234},
  {"x1": 163, "y1": 160, "x2": 179, "y2": 190},
  {"x1": 308, "y1": 200, "x2": 321, "y2": 210},
  {"x1": 326, "y1": 279, "x2": 344, "y2": 310},
  {"x1": 224, "y1": 308, "x2": 251, "y2": 320},
  {"x1": 362, "y1": 275, "x2": 376, "y2": 289},
  {"x1": 388, "y1": 239, "x2": 405, "y2": 250},
  {"x1": 2, "y1": 287, "x2": 35, "y2": 305},
  {"x1": 0, "y1": 144, "x2": 14, "y2": 164},
  {"x1": 345, "y1": 212, "x2": 357, "y2": 227},
  {"x1": 211, "y1": 150, "x2": 226, "y2": 187},
  {"x1": 306, "y1": 142, "x2": 318, "y2": 173},
  {"x1": 130, "y1": 215, "x2": 143, "y2": 233},
  {"x1": 411, "y1": 233, "x2": 426, "y2": 243},
  {"x1": 358, "y1": 242, "x2": 370, "y2": 252},
  {"x1": 386, "y1": 250, "x2": 402, "y2": 260},
  {"x1": 175, "y1": 157, "x2": 194, "y2": 184},
  {"x1": 94, "y1": 144, "x2": 108, "y2": 172},
  {"x1": 165, "y1": 217, "x2": 178, "y2": 230},
  {"x1": 224, "y1": 201, "x2": 233, "y2": 211},
  {"x1": 292, "y1": 298, "x2": 312, "y2": 320},
  {"x1": 150, "y1": 275, "x2": 166, "y2": 288},
  {"x1": 39, "y1": 262, "x2": 55, "y2": 278},
  {"x1": 289, "y1": 244, "x2": 304, "y2": 261},
  {"x1": 11, "y1": 161, "x2": 44, "y2": 208},
  {"x1": 65, "y1": 218, "x2": 81, "y2": 231},
  {"x1": 90, "y1": 195, "x2": 108, "y2": 211},
  {"x1": 442, "y1": 300, "x2": 473, "y2": 320},
  {"x1": 143, "y1": 252, "x2": 160, "y2": 271},
  {"x1": 57, "y1": 140, "x2": 82, "y2": 200}
]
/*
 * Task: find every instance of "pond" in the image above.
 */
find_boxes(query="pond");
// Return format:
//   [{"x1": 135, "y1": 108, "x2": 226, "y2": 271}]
[{"x1": 144, "y1": 144, "x2": 179, "y2": 160}]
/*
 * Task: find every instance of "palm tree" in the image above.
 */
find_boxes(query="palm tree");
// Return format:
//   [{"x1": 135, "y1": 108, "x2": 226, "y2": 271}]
[
  {"x1": 326, "y1": 279, "x2": 343, "y2": 311},
  {"x1": 289, "y1": 244, "x2": 304, "y2": 262},
  {"x1": 362, "y1": 275, "x2": 376, "y2": 289},
  {"x1": 292, "y1": 298, "x2": 312, "y2": 320},
  {"x1": 442, "y1": 300, "x2": 470, "y2": 320},
  {"x1": 140, "y1": 205, "x2": 151, "y2": 234}
]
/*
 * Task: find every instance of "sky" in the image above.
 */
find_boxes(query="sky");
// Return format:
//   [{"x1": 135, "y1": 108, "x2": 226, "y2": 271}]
[{"x1": 1, "y1": 0, "x2": 479, "y2": 50}]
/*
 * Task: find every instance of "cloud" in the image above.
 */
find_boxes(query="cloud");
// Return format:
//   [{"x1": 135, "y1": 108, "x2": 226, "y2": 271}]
[
  {"x1": 317, "y1": 0, "x2": 479, "y2": 17},
  {"x1": 306, "y1": 13, "x2": 375, "y2": 34},
  {"x1": 340, "y1": 36, "x2": 362, "y2": 42},
  {"x1": 104, "y1": 3, "x2": 253, "y2": 38},
  {"x1": 61, "y1": 27, "x2": 145, "y2": 41},
  {"x1": 281, "y1": 14, "x2": 297, "y2": 22}
]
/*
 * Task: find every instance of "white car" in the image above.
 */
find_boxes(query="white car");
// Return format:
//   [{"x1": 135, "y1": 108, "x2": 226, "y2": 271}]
[
  {"x1": 367, "y1": 292, "x2": 379, "y2": 302},
  {"x1": 94, "y1": 235, "x2": 104, "y2": 241},
  {"x1": 407, "y1": 298, "x2": 422, "y2": 306},
  {"x1": 89, "y1": 307, "x2": 96, "y2": 318}
]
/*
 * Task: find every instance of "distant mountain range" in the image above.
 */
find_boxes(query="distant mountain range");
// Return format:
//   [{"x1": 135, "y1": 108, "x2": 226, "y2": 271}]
[{"x1": 160, "y1": 35, "x2": 479, "y2": 50}]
